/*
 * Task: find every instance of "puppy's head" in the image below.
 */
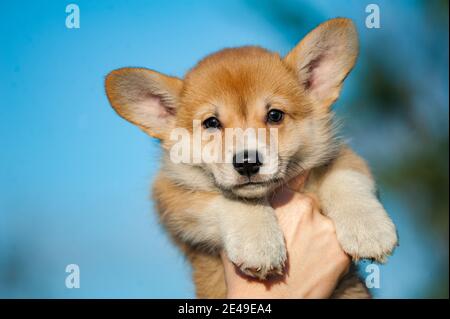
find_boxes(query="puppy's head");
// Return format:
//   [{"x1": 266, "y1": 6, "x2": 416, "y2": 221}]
[{"x1": 105, "y1": 18, "x2": 358, "y2": 199}]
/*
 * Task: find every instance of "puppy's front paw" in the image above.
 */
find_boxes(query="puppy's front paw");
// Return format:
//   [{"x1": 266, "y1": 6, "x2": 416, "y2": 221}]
[
  {"x1": 224, "y1": 215, "x2": 286, "y2": 279},
  {"x1": 334, "y1": 202, "x2": 398, "y2": 263}
]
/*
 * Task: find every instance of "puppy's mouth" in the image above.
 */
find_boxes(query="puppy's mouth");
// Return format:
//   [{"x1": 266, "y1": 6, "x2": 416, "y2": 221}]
[
  {"x1": 222, "y1": 176, "x2": 285, "y2": 199},
  {"x1": 233, "y1": 177, "x2": 283, "y2": 189}
]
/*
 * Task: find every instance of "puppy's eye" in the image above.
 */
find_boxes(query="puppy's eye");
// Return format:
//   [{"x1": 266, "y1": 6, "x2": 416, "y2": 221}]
[
  {"x1": 203, "y1": 117, "x2": 221, "y2": 129},
  {"x1": 267, "y1": 109, "x2": 284, "y2": 123}
]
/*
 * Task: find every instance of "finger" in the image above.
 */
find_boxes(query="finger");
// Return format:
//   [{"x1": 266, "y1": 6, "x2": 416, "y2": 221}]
[
  {"x1": 296, "y1": 193, "x2": 317, "y2": 220},
  {"x1": 308, "y1": 196, "x2": 324, "y2": 224},
  {"x1": 338, "y1": 257, "x2": 352, "y2": 281},
  {"x1": 220, "y1": 251, "x2": 236, "y2": 277},
  {"x1": 302, "y1": 192, "x2": 321, "y2": 211},
  {"x1": 270, "y1": 174, "x2": 310, "y2": 208},
  {"x1": 272, "y1": 190, "x2": 316, "y2": 221},
  {"x1": 287, "y1": 171, "x2": 310, "y2": 192},
  {"x1": 269, "y1": 187, "x2": 296, "y2": 210}
]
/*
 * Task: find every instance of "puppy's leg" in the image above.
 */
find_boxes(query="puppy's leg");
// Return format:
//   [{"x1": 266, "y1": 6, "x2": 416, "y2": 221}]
[
  {"x1": 154, "y1": 175, "x2": 286, "y2": 278},
  {"x1": 311, "y1": 147, "x2": 398, "y2": 262},
  {"x1": 153, "y1": 175, "x2": 222, "y2": 251},
  {"x1": 184, "y1": 248, "x2": 227, "y2": 299},
  {"x1": 211, "y1": 198, "x2": 286, "y2": 279}
]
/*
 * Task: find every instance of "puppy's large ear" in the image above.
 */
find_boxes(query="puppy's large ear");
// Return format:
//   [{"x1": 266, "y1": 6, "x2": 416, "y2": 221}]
[
  {"x1": 105, "y1": 67, "x2": 183, "y2": 139},
  {"x1": 284, "y1": 18, "x2": 358, "y2": 109}
]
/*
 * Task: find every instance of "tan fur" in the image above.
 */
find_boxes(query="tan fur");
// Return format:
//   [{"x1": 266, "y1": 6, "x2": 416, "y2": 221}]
[
  {"x1": 105, "y1": 18, "x2": 397, "y2": 298},
  {"x1": 187, "y1": 252, "x2": 227, "y2": 299}
]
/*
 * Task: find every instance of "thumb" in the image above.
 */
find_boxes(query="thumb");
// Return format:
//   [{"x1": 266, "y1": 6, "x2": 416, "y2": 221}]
[{"x1": 287, "y1": 171, "x2": 310, "y2": 192}]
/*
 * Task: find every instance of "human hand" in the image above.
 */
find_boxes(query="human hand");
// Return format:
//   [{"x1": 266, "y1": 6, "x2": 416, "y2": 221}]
[{"x1": 222, "y1": 175, "x2": 351, "y2": 298}]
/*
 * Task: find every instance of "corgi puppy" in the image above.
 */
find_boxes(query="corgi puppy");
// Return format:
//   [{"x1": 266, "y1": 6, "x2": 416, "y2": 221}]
[{"x1": 105, "y1": 18, "x2": 398, "y2": 298}]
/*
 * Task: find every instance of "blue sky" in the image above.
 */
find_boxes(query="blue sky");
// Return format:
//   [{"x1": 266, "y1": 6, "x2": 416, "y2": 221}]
[{"x1": 0, "y1": 0, "x2": 447, "y2": 298}]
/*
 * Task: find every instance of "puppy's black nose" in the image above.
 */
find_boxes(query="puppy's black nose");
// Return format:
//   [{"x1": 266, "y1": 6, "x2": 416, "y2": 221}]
[{"x1": 232, "y1": 151, "x2": 262, "y2": 177}]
